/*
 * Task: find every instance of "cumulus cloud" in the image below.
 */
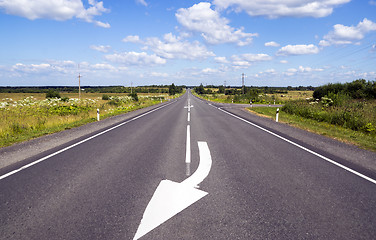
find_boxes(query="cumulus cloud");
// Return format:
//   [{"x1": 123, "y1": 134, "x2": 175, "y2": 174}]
[
  {"x1": 284, "y1": 65, "x2": 324, "y2": 76},
  {"x1": 319, "y1": 18, "x2": 376, "y2": 46},
  {"x1": 11, "y1": 63, "x2": 52, "y2": 73},
  {"x1": 105, "y1": 51, "x2": 166, "y2": 66},
  {"x1": 90, "y1": 45, "x2": 111, "y2": 53},
  {"x1": 149, "y1": 72, "x2": 169, "y2": 77},
  {"x1": 91, "y1": 63, "x2": 117, "y2": 71},
  {"x1": 265, "y1": 41, "x2": 280, "y2": 47},
  {"x1": 277, "y1": 44, "x2": 319, "y2": 56},
  {"x1": 144, "y1": 33, "x2": 215, "y2": 60},
  {"x1": 122, "y1": 35, "x2": 143, "y2": 43},
  {"x1": 215, "y1": 56, "x2": 229, "y2": 63},
  {"x1": 9, "y1": 60, "x2": 122, "y2": 75},
  {"x1": 202, "y1": 68, "x2": 219, "y2": 74},
  {"x1": 298, "y1": 66, "x2": 324, "y2": 72},
  {"x1": 0, "y1": 0, "x2": 110, "y2": 27},
  {"x1": 231, "y1": 53, "x2": 272, "y2": 68},
  {"x1": 232, "y1": 53, "x2": 273, "y2": 62},
  {"x1": 212, "y1": 0, "x2": 350, "y2": 18},
  {"x1": 176, "y1": 2, "x2": 257, "y2": 46}
]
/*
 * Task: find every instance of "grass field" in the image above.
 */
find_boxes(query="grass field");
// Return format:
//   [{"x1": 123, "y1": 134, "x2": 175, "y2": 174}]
[
  {"x1": 248, "y1": 106, "x2": 376, "y2": 152},
  {"x1": 193, "y1": 89, "x2": 375, "y2": 151},
  {"x1": 0, "y1": 92, "x2": 178, "y2": 148},
  {"x1": 194, "y1": 90, "x2": 313, "y2": 104}
]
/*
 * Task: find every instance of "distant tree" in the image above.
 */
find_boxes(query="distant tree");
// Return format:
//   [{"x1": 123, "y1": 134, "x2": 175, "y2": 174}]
[
  {"x1": 169, "y1": 83, "x2": 177, "y2": 95},
  {"x1": 194, "y1": 84, "x2": 205, "y2": 94},
  {"x1": 218, "y1": 85, "x2": 225, "y2": 94}
]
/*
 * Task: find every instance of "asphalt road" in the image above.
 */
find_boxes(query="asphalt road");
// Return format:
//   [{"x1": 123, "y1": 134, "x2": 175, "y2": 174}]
[{"x1": 1, "y1": 90, "x2": 375, "y2": 239}]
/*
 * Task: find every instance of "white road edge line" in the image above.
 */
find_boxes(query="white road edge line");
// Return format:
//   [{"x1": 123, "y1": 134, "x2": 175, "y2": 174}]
[
  {"x1": 218, "y1": 107, "x2": 376, "y2": 185},
  {"x1": 0, "y1": 101, "x2": 177, "y2": 181}
]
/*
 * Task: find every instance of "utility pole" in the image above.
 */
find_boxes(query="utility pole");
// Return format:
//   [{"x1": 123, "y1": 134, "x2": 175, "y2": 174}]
[
  {"x1": 78, "y1": 64, "x2": 82, "y2": 100},
  {"x1": 242, "y1": 73, "x2": 245, "y2": 95},
  {"x1": 131, "y1": 81, "x2": 133, "y2": 94},
  {"x1": 224, "y1": 80, "x2": 226, "y2": 88}
]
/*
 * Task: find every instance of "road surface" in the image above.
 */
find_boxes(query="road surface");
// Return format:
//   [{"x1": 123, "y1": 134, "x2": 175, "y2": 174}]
[{"x1": 1, "y1": 90, "x2": 375, "y2": 239}]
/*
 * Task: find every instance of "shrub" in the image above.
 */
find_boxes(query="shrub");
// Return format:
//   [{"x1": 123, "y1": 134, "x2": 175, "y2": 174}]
[
  {"x1": 282, "y1": 99, "x2": 376, "y2": 135},
  {"x1": 129, "y1": 92, "x2": 138, "y2": 101},
  {"x1": 102, "y1": 94, "x2": 110, "y2": 100},
  {"x1": 46, "y1": 90, "x2": 61, "y2": 99},
  {"x1": 61, "y1": 97, "x2": 69, "y2": 102}
]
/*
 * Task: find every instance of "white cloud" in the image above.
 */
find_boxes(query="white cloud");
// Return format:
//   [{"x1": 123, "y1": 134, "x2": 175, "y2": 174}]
[
  {"x1": 91, "y1": 63, "x2": 117, "y2": 71},
  {"x1": 284, "y1": 65, "x2": 323, "y2": 76},
  {"x1": 105, "y1": 51, "x2": 166, "y2": 66},
  {"x1": 298, "y1": 66, "x2": 324, "y2": 72},
  {"x1": 94, "y1": 21, "x2": 110, "y2": 28},
  {"x1": 12, "y1": 63, "x2": 52, "y2": 73},
  {"x1": 369, "y1": 1, "x2": 376, "y2": 6},
  {"x1": 144, "y1": 33, "x2": 215, "y2": 60},
  {"x1": 213, "y1": 0, "x2": 351, "y2": 18},
  {"x1": 280, "y1": 60, "x2": 288, "y2": 64},
  {"x1": 136, "y1": 0, "x2": 148, "y2": 7},
  {"x1": 233, "y1": 53, "x2": 273, "y2": 62},
  {"x1": 277, "y1": 44, "x2": 319, "y2": 55},
  {"x1": 176, "y1": 2, "x2": 257, "y2": 46},
  {"x1": 265, "y1": 41, "x2": 280, "y2": 47},
  {"x1": 90, "y1": 45, "x2": 111, "y2": 53},
  {"x1": 319, "y1": 18, "x2": 376, "y2": 46},
  {"x1": 230, "y1": 53, "x2": 272, "y2": 69},
  {"x1": 149, "y1": 72, "x2": 169, "y2": 77},
  {"x1": 215, "y1": 56, "x2": 229, "y2": 63},
  {"x1": 0, "y1": 0, "x2": 110, "y2": 27},
  {"x1": 122, "y1": 35, "x2": 142, "y2": 43},
  {"x1": 202, "y1": 68, "x2": 219, "y2": 74},
  {"x1": 9, "y1": 60, "x2": 122, "y2": 75},
  {"x1": 265, "y1": 69, "x2": 276, "y2": 74}
]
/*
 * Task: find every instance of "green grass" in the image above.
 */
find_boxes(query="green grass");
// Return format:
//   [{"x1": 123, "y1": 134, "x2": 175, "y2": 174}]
[
  {"x1": 192, "y1": 90, "x2": 313, "y2": 104},
  {"x1": 248, "y1": 107, "x2": 376, "y2": 152},
  {"x1": 0, "y1": 93, "x2": 181, "y2": 148}
]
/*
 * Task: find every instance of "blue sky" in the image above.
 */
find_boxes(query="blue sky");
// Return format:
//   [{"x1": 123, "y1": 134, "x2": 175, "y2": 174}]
[{"x1": 0, "y1": 0, "x2": 375, "y2": 87}]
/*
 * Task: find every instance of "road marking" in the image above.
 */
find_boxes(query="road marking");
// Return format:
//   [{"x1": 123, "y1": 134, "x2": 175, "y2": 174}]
[
  {"x1": 133, "y1": 141, "x2": 212, "y2": 240},
  {"x1": 186, "y1": 125, "x2": 191, "y2": 164},
  {"x1": 187, "y1": 112, "x2": 190, "y2": 122},
  {"x1": 0, "y1": 101, "x2": 177, "y2": 181},
  {"x1": 218, "y1": 108, "x2": 376, "y2": 185},
  {"x1": 182, "y1": 141, "x2": 212, "y2": 187},
  {"x1": 184, "y1": 102, "x2": 193, "y2": 112}
]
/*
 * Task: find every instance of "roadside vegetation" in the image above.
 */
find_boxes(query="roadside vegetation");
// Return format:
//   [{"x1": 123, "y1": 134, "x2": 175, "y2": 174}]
[
  {"x1": 0, "y1": 85, "x2": 184, "y2": 148},
  {"x1": 250, "y1": 80, "x2": 376, "y2": 151},
  {"x1": 193, "y1": 79, "x2": 376, "y2": 151},
  {"x1": 193, "y1": 83, "x2": 313, "y2": 104}
]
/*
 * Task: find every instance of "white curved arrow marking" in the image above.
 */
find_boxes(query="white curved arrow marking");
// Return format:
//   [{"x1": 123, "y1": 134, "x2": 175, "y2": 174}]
[{"x1": 133, "y1": 141, "x2": 212, "y2": 240}]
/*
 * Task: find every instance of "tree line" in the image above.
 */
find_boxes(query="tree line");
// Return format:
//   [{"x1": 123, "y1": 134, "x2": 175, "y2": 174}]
[
  {"x1": 313, "y1": 79, "x2": 376, "y2": 100},
  {"x1": 0, "y1": 85, "x2": 184, "y2": 94}
]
